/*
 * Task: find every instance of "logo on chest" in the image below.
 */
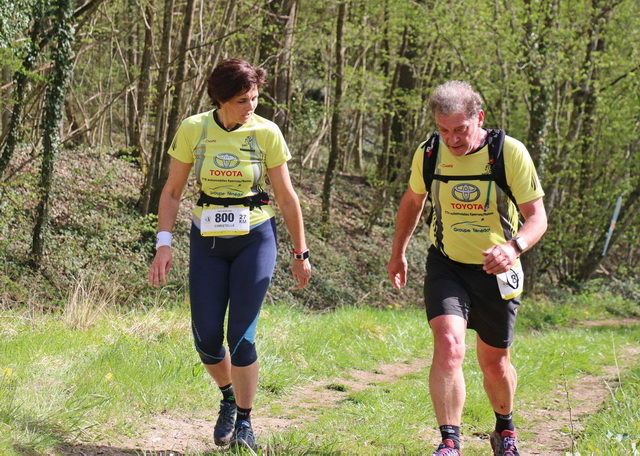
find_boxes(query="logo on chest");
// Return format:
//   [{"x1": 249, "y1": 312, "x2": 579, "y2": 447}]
[
  {"x1": 214, "y1": 153, "x2": 240, "y2": 169},
  {"x1": 451, "y1": 183, "x2": 480, "y2": 202}
]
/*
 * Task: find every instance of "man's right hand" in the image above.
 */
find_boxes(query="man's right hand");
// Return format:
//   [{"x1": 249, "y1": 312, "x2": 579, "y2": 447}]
[{"x1": 387, "y1": 255, "x2": 408, "y2": 289}]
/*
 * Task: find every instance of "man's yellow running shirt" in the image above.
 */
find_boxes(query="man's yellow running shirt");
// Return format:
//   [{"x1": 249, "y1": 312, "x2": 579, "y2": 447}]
[
  {"x1": 409, "y1": 133, "x2": 544, "y2": 264},
  {"x1": 169, "y1": 110, "x2": 291, "y2": 228}
]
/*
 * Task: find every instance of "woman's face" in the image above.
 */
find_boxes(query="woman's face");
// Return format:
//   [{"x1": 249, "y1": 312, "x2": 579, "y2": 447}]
[{"x1": 219, "y1": 86, "x2": 259, "y2": 126}]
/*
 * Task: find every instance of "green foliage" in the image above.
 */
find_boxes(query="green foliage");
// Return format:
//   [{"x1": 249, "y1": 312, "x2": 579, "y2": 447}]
[
  {"x1": 517, "y1": 281, "x2": 640, "y2": 331},
  {"x1": 0, "y1": 146, "x2": 171, "y2": 309},
  {"x1": 0, "y1": 0, "x2": 34, "y2": 52},
  {"x1": 1, "y1": 0, "x2": 639, "y2": 305}
]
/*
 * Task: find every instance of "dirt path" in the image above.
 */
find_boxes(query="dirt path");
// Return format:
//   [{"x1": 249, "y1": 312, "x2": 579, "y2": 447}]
[
  {"x1": 59, "y1": 331, "x2": 639, "y2": 455},
  {"x1": 519, "y1": 336, "x2": 640, "y2": 455}
]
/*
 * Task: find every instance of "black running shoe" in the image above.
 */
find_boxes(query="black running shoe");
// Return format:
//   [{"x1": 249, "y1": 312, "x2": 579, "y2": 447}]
[
  {"x1": 213, "y1": 400, "x2": 236, "y2": 446},
  {"x1": 490, "y1": 430, "x2": 520, "y2": 456},
  {"x1": 230, "y1": 419, "x2": 257, "y2": 451}
]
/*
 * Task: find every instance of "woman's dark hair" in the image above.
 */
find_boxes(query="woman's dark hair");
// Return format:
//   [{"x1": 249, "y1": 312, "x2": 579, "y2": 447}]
[{"x1": 207, "y1": 58, "x2": 267, "y2": 106}]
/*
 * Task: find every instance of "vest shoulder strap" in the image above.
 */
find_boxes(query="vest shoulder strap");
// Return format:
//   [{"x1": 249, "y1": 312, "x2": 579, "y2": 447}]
[
  {"x1": 486, "y1": 129, "x2": 518, "y2": 207},
  {"x1": 421, "y1": 131, "x2": 440, "y2": 194}
]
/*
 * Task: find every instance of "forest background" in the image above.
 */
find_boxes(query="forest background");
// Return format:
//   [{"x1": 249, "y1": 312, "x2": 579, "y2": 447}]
[
  {"x1": 1, "y1": 1, "x2": 640, "y2": 454},
  {"x1": 1, "y1": 0, "x2": 639, "y2": 308}
]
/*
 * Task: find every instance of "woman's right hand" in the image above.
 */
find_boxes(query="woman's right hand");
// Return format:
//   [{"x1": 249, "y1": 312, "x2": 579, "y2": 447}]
[
  {"x1": 149, "y1": 158, "x2": 192, "y2": 287},
  {"x1": 148, "y1": 246, "x2": 173, "y2": 287}
]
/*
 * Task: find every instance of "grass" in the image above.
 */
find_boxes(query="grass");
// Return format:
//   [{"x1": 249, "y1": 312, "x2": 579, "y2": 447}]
[
  {"x1": 262, "y1": 320, "x2": 640, "y2": 456},
  {"x1": 576, "y1": 365, "x2": 640, "y2": 455},
  {"x1": 1, "y1": 291, "x2": 639, "y2": 455},
  {"x1": 257, "y1": 304, "x2": 431, "y2": 395}
]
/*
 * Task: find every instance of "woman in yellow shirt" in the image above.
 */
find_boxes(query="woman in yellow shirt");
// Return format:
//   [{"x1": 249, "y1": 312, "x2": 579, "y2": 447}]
[{"x1": 148, "y1": 58, "x2": 311, "y2": 451}]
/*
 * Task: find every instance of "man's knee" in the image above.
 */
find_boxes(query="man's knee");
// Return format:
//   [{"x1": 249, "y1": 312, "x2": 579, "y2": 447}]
[
  {"x1": 432, "y1": 332, "x2": 466, "y2": 370},
  {"x1": 480, "y1": 354, "x2": 512, "y2": 381}
]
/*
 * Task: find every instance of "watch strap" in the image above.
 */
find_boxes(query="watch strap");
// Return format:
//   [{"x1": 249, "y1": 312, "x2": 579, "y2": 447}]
[{"x1": 292, "y1": 249, "x2": 310, "y2": 260}]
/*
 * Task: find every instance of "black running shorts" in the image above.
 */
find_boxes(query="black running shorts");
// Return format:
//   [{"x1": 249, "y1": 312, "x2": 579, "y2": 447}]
[{"x1": 424, "y1": 247, "x2": 521, "y2": 348}]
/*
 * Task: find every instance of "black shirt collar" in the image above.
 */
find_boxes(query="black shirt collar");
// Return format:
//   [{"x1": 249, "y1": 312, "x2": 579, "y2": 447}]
[{"x1": 212, "y1": 109, "x2": 242, "y2": 132}]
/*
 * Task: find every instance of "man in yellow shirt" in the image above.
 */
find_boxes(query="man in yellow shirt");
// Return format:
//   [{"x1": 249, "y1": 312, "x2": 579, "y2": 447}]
[{"x1": 388, "y1": 80, "x2": 547, "y2": 456}]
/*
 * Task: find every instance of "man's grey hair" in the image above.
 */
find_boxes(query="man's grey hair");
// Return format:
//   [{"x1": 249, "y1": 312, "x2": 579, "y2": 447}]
[{"x1": 428, "y1": 80, "x2": 483, "y2": 118}]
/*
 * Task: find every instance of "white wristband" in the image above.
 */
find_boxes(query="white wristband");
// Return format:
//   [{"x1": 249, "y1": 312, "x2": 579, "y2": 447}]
[{"x1": 155, "y1": 231, "x2": 172, "y2": 249}]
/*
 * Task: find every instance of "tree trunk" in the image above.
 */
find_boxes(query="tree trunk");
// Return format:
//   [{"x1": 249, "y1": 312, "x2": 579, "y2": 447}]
[
  {"x1": 125, "y1": 0, "x2": 138, "y2": 149},
  {"x1": 31, "y1": 0, "x2": 76, "y2": 268},
  {"x1": 132, "y1": 3, "x2": 154, "y2": 170},
  {"x1": 1, "y1": 65, "x2": 11, "y2": 139},
  {"x1": 147, "y1": 0, "x2": 196, "y2": 215},
  {"x1": 521, "y1": 0, "x2": 554, "y2": 293},
  {"x1": 321, "y1": 1, "x2": 346, "y2": 224},
  {"x1": 140, "y1": 0, "x2": 175, "y2": 215},
  {"x1": 376, "y1": 1, "x2": 393, "y2": 180},
  {"x1": 367, "y1": 20, "x2": 419, "y2": 233},
  {"x1": 0, "y1": 1, "x2": 46, "y2": 178},
  {"x1": 558, "y1": 0, "x2": 613, "y2": 280},
  {"x1": 389, "y1": 25, "x2": 417, "y2": 180},
  {"x1": 63, "y1": 99, "x2": 86, "y2": 147},
  {"x1": 146, "y1": 0, "x2": 195, "y2": 215},
  {"x1": 256, "y1": 0, "x2": 298, "y2": 135}
]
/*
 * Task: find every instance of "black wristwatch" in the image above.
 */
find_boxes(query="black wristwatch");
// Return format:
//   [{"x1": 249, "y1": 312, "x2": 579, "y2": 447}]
[{"x1": 292, "y1": 249, "x2": 310, "y2": 260}]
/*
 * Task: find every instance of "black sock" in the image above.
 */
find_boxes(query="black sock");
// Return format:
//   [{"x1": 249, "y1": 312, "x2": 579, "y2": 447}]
[
  {"x1": 236, "y1": 406, "x2": 252, "y2": 424},
  {"x1": 219, "y1": 383, "x2": 235, "y2": 403},
  {"x1": 439, "y1": 425, "x2": 461, "y2": 449},
  {"x1": 494, "y1": 411, "x2": 515, "y2": 433}
]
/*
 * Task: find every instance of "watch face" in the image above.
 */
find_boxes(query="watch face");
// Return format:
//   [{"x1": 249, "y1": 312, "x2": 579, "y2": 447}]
[
  {"x1": 293, "y1": 250, "x2": 309, "y2": 260},
  {"x1": 516, "y1": 238, "x2": 528, "y2": 252}
]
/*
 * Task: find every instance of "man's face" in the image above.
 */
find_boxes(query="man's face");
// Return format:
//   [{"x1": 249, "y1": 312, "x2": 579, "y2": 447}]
[{"x1": 435, "y1": 110, "x2": 485, "y2": 157}]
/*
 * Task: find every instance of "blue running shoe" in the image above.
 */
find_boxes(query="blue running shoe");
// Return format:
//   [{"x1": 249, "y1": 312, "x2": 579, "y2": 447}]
[
  {"x1": 213, "y1": 401, "x2": 236, "y2": 446},
  {"x1": 230, "y1": 419, "x2": 257, "y2": 452}
]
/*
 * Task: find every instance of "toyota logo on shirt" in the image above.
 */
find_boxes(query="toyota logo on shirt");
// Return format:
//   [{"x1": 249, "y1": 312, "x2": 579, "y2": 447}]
[
  {"x1": 214, "y1": 153, "x2": 240, "y2": 169},
  {"x1": 451, "y1": 183, "x2": 480, "y2": 202}
]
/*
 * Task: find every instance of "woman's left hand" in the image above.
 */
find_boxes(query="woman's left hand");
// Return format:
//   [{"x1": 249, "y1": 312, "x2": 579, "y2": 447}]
[{"x1": 291, "y1": 259, "x2": 312, "y2": 289}]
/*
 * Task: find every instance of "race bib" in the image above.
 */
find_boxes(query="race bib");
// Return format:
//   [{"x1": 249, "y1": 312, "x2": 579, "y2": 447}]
[
  {"x1": 200, "y1": 206, "x2": 250, "y2": 236},
  {"x1": 496, "y1": 261, "x2": 524, "y2": 300}
]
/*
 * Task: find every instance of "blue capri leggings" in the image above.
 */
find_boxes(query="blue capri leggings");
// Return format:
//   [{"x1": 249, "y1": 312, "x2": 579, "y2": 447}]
[{"x1": 189, "y1": 218, "x2": 277, "y2": 367}]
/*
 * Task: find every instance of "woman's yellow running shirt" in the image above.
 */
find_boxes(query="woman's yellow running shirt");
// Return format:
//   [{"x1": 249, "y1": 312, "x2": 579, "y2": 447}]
[
  {"x1": 409, "y1": 133, "x2": 544, "y2": 264},
  {"x1": 169, "y1": 110, "x2": 291, "y2": 229}
]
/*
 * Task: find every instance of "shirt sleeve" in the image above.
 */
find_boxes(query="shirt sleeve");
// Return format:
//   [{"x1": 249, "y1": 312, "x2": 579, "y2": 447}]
[
  {"x1": 168, "y1": 118, "x2": 197, "y2": 164},
  {"x1": 408, "y1": 141, "x2": 429, "y2": 194},
  {"x1": 264, "y1": 124, "x2": 292, "y2": 169},
  {"x1": 504, "y1": 137, "x2": 545, "y2": 205}
]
